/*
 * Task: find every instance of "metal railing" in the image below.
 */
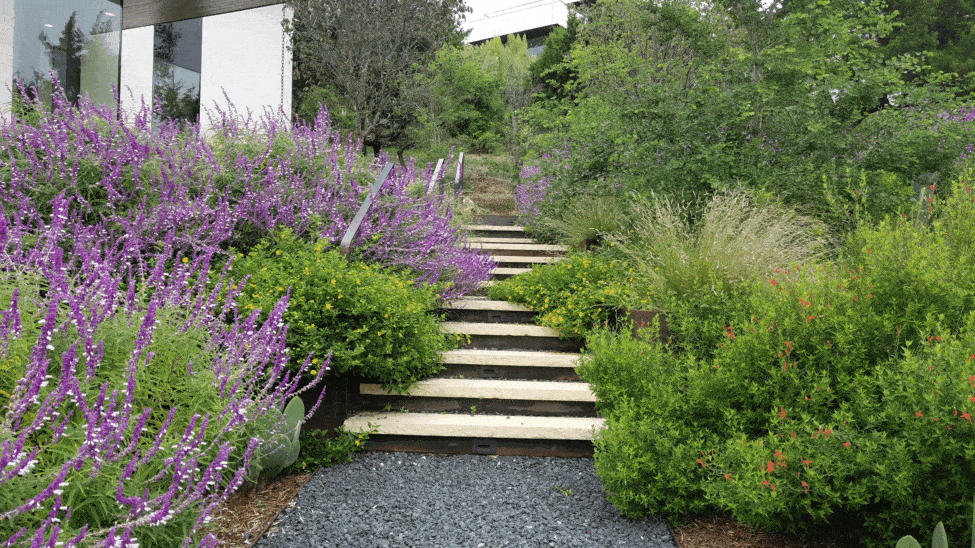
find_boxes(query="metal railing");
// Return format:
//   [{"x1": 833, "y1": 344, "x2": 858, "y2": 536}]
[
  {"x1": 339, "y1": 162, "x2": 395, "y2": 258},
  {"x1": 425, "y1": 153, "x2": 465, "y2": 195}
]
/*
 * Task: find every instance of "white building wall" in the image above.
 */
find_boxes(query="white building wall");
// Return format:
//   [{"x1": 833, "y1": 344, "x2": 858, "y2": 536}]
[
  {"x1": 0, "y1": 0, "x2": 14, "y2": 113},
  {"x1": 464, "y1": 1, "x2": 568, "y2": 44},
  {"x1": 199, "y1": 4, "x2": 292, "y2": 132},
  {"x1": 118, "y1": 3, "x2": 292, "y2": 130},
  {"x1": 119, "y1": 24, "x2": 155, "y2": 122}
]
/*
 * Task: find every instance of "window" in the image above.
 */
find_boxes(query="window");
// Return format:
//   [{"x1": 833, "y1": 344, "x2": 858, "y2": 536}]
[
  {"x1": 153, "y1": 16, "x2": 201, "y2": 125},
  {"x1": 10, "y1": 0, "x2": 121, "y2": 110}
]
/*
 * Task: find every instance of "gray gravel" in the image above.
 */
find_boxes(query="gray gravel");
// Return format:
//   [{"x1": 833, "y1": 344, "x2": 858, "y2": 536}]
[{"x1": 255, "y1": 452, "x2": 678, "y2": 548}]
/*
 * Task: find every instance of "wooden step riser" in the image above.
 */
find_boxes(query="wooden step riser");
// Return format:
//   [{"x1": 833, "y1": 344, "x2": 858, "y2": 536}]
[
  {"x1": 443, "y1": 308, "x2": 537, "y2": 324},
  {"x1": 491, "y1": 270, "x2": 528, "y2": 280},
  {"x1": 491, "y1": 258, "x2": 557, "y2": 269},
  {"x1": 362, "y1": 435, "x2": 594, "y2": 457},
  {"x1": 459, "y1": 334, "x2": 584, "y2": 353},
  {"x1": 467, "y1": 229, "x2": 526, "y2": 239},
  {"x1": 356, "y1": 396, "x2": 597, "y2": 418},
  {"x1": 438, "y1": 363, "x2": 580, "y2": 382},
  {"x1": 478, "y1": 248, "x2": 565, "y2": 258}
]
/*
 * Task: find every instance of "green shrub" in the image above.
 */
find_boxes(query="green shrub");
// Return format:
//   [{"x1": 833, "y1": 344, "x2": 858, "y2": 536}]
[
  {"x1": 704, "y1": 311, "x2": 975, "y2": 545},
  {"x1": 0, "y1": 300, "x2": 243, "y2": 548},
  {"x1": 230, "y1": 230, "x2": 452, "y2": 390},
  {"x1": 538, "y1": 195, "x2": 630, "y2": 249},
  {"x1": 488, "y1": 253, "x2": 638, "y2": 337},
  {"x1": 285, "y1": 425, "x2": 377, "y2": 473},
  {"x1": 578, "y1": 329, "x2": 717, "y2": 518}
]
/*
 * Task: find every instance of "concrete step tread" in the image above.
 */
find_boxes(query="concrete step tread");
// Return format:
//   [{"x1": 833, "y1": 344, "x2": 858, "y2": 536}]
[
  {"x1": 360, "y1": 379, "x2": 596, "y2": 402},
  {"x1": 344, "y1": 412, "x2": 604, "y2": 440},
  {"x1": 468, "y1": 236, "x2": 536, "y2": 244},
  {"x1": 441, "y1": 321, "x2": 561, "y2": 338},
  {"x1": 490, "y1": 255, "x2": 561, "y2": 264},
  {"x1": 443, "y1": 349, "x2": 581, "y2": 367},
  {"x1": 470, "y1": 242, "x2": 569, "y2": 252},
  {"x1": 463, "y1": 225, "x2": 526, "y2": 233},
  {"x1": 441, "y1": 299, "x2": 533, "y2": 312}
]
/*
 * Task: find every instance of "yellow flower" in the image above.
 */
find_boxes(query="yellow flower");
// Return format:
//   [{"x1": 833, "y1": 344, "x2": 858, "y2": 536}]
[
  {"x1": 181, "y1": 257, "x2": 189, "y2": 264},
  {"x1": 325, "y1": 303, "x2": 332, "y2": 310},
  {"x1": 276, "y1": 250, "x2": 282, "y2": 255}
]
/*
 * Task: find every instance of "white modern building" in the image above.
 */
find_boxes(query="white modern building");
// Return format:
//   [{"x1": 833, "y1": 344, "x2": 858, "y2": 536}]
[
  {"x1": 463, "y1": 0, "x2": 573, "y2": 56},
  {"x1": 0, "y1": 0, "x2": 291, "y2": 128}
]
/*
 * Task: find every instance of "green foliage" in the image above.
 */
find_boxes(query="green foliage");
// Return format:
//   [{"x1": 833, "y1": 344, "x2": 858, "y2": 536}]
[
  {"x1": 246, "y1": 397, "x2": 304, "y2": 483},
  {"x1": 895, "y1": 497, "x2": 975, "y2": 548},
  {"x1": 488, "y1": 253, "x2": 637, "y2": 337},
  {"x1": 413, "y1": 35, "x2": 535, "y2": 156},
  {"x1": 285, "y1": 426, "x2": 376, "y2": 473},
  {"x1": 415, "y1": 45, "x2": 506, "y2": 152},
  {"x1": 609, "y1": 190, "x2": 828, "y2": 310},
  {"x1": 528, "y1": 0, "x2": 974, "y2": 237},
  {"x1": 0, "y1": 298, "x2": 243, "y2": 548},
  {"x1": 578, "y1": 329, "x2": 716, "y2": 517},
  {"x1": 580, "y1": 168, "x2": 975, "y2": 546},
  {"x1": 230, "y1": 230, "x2": 451, "y2": 390},
  {"x1": 294, "y1": 85, "x2": 356, "y2": 136},
  {"x1": 530, "y1": 14, "x2": 580, "y2": 102},
  {"x1": 538, "y1": 195, "x2": 630, "y2": 249}
]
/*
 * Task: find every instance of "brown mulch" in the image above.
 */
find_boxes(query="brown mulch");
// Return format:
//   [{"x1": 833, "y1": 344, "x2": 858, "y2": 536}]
[
  {"x1": 207, "y1": 473, "x2": 315, "y2": 548},
  {"x1": 671, "y1": 515, "x2": 853, "y2": 548}
]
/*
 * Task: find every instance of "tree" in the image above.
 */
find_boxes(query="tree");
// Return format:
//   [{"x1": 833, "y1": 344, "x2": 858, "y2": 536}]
[
  {"x1": 285, "y1": 0, "x2": 469, "y2": 160},
  {"x1": 38, "y1": 12, "x2": 86, "y2": 105}
]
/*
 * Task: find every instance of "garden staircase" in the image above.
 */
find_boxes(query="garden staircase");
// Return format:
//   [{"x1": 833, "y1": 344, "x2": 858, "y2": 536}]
[{"x1": 343, "y1": 216, "x2": 604, "y2": 457}]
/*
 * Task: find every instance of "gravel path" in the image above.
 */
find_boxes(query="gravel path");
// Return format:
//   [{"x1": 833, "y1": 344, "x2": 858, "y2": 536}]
[{"x1": 255, "y1": 452, "x2": 678, "y2": 548}]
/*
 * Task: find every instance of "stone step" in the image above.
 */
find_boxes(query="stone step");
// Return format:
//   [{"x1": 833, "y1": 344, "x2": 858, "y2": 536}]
[
  {"x1": 345, "y1": 412, "x2": 604, "y2": 441},
  {"x1": 442, "y1": 321, "x2": 560, "y2": 338},
  {"x1": 360, "y1": 379, "x2": 596, "y2": 402},
  {"x1": 443, "y1": 349, "x2": 579, "y2": 367},
  {"x1": 490, "y1": 267, "x2": 532, "y2": 279},
  {"x1": 441, "y1": 299, "x2": 536, "y2": 323},
  {"x1": 469, "y1": 241, "x2": 568, "y2": 257},
  {"x1": 356, "y1": 379, "x2": 597, "y2": 417},
  {"x1": 439, "y1": 349, "x2": 582, "y2": 381},
  {"x1": 467, "y1": 236, "x2": 536, "y2": 244},
  {"x1": 441, "y1": 321, "x2": 583, "y2": 352}
]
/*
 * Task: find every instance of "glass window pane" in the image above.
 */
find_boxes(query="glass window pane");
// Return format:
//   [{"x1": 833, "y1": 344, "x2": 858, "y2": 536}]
[
  {"x1": 153, "y1": 18, "x2": 201, "y2": 126},
  {"x1": 12, "y1": 0, "x2": 121, "y2": 110}
]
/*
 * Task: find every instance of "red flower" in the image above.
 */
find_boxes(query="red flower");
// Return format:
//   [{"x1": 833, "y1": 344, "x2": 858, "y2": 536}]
[
  {"x1": 843, "y1": 441, "x2": 851, "y2": 448},
  {"x1": 725, "y1": 473, "x2": 731, "y2": 481},
  {"x1": 778, "y1": 407, "x2": 787, "y2": 419},
  {"x1": 963, "y1": 412, "x2": 973, "y2": 423},
  {"x1": 766, "y1": 461, "x2": 776, "y2": 473},
  {"x1": 916, "y1": 411, "x2": 924, "y2": 417}
]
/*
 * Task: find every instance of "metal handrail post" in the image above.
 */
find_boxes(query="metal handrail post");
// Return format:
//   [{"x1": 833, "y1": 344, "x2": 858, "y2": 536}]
[{"x1": 340, "y1": 162, "x2": 395, "y2": 258}]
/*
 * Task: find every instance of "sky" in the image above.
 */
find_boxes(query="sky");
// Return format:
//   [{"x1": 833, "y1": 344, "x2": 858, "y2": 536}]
[{"x1": 462, "y1": 0, "x2": 570, "y2": 42}]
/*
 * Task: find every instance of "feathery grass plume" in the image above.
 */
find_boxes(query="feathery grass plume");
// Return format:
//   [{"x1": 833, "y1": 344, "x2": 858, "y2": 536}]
[{"x1": 611, "y1": 189, "x2": 829, "y2": 300}]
